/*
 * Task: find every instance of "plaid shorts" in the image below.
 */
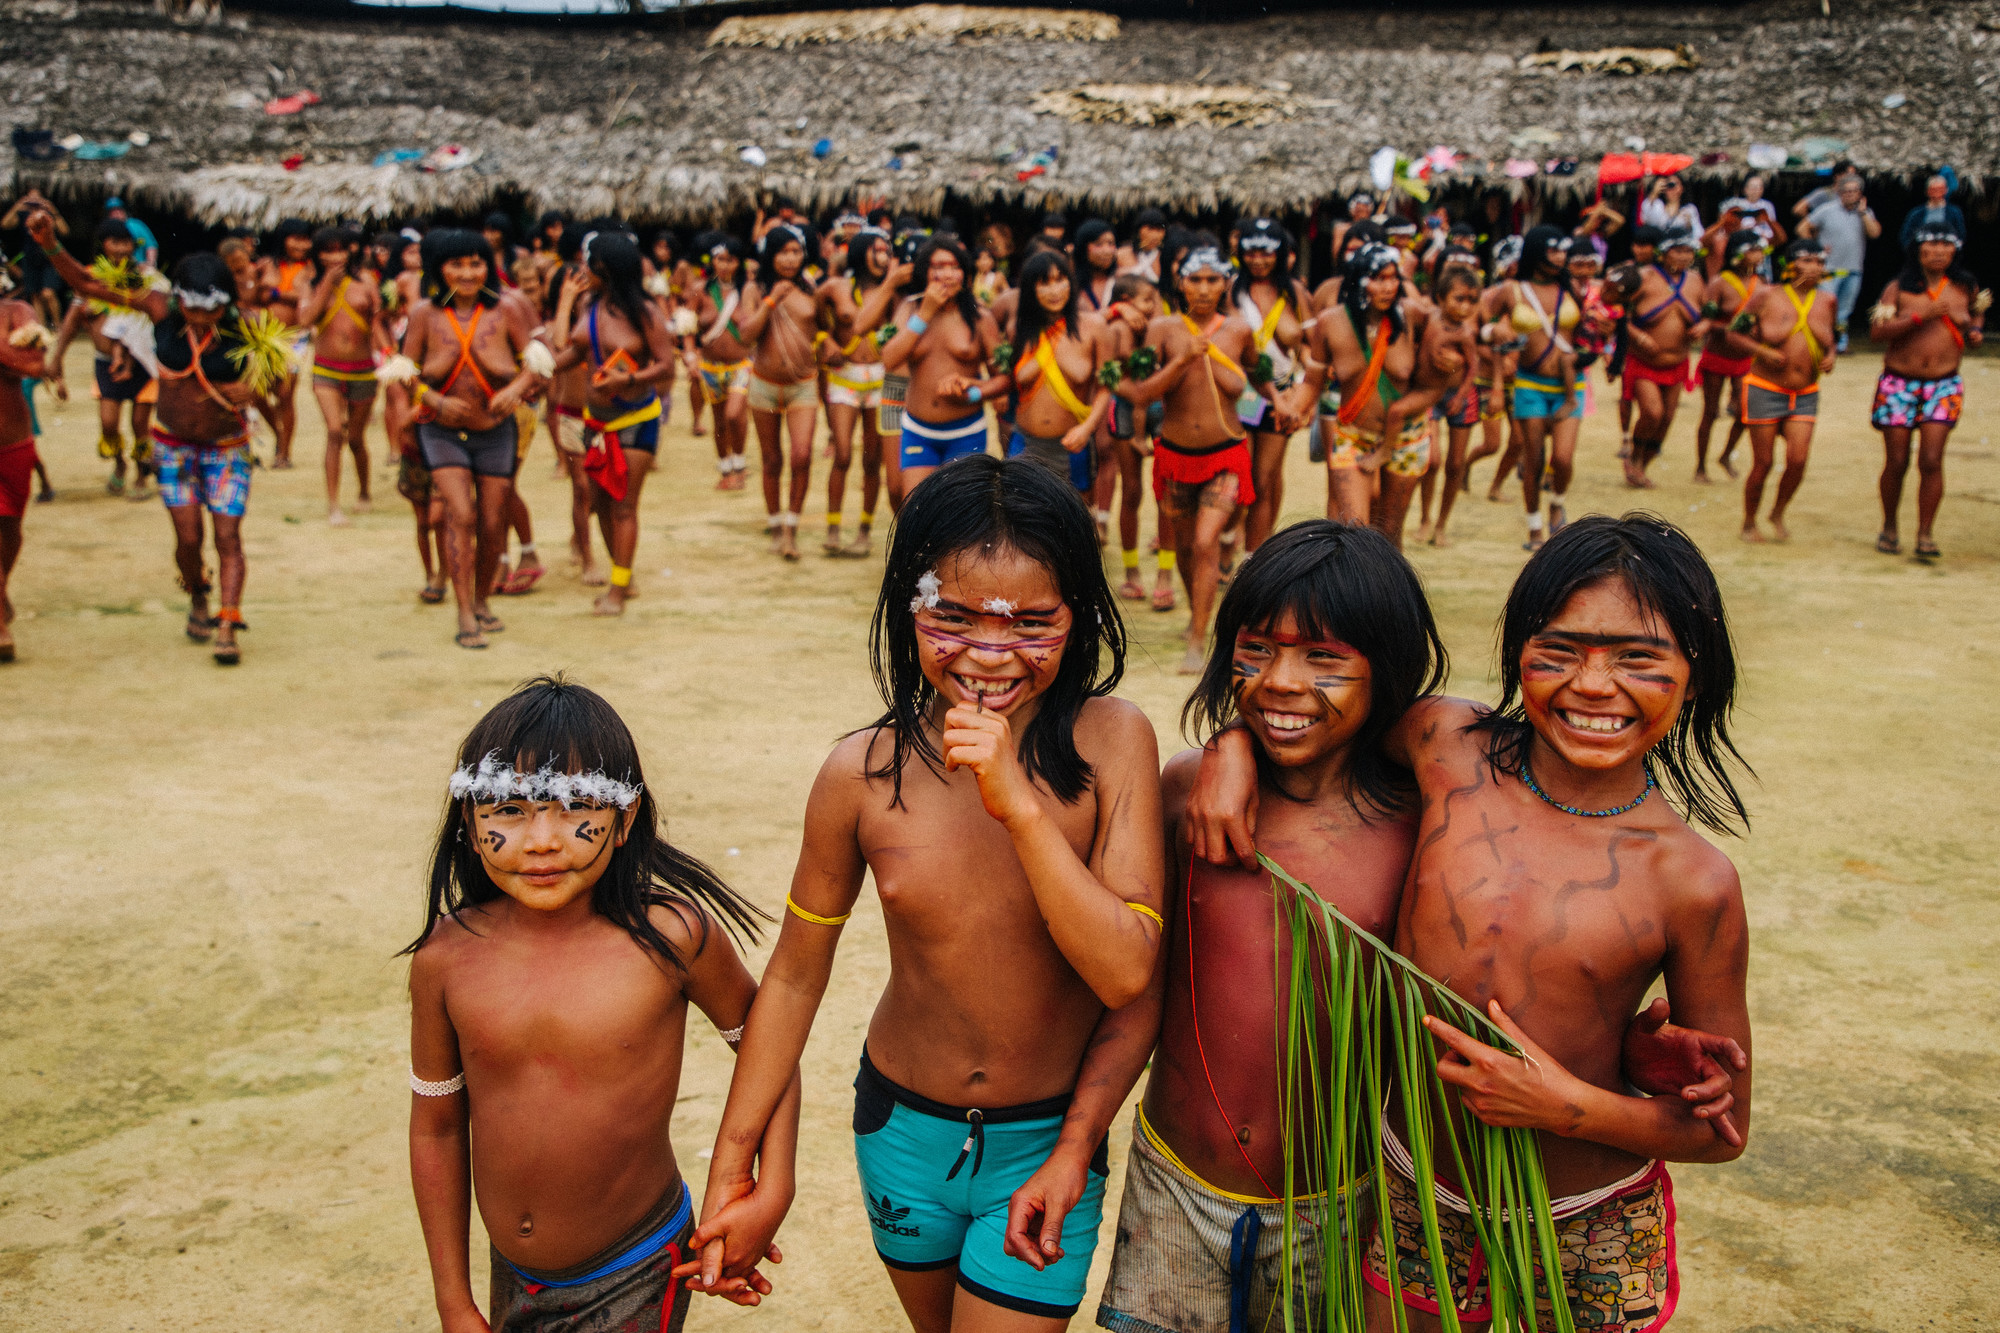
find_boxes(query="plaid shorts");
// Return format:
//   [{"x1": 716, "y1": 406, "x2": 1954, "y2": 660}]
[{"x1": 153, "y1": 433, "x2": 253, "y2": 517}]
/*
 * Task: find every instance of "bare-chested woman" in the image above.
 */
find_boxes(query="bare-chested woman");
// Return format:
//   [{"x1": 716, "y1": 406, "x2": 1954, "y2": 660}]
[
  {"x1": 1622, "y1": 228, "x2": 1710, "y2": 487},
  {"x1": 879, "y1": 236, "x2": 1005, "y2": 498},
  {"x1": 1480, "y1": 226, "x2": 1584, "y2": 549},
  {"x1": 1119, "y1": 245, "x2": 1265, "y2": 674},
  {"x1": 400, "y1": 230, "x2": 545, "y2": 649},
  {"x1": 1003, "y1": 250, "x2": 1113, "y2": 495},
  {"x1": 735, "y1": 225, "x2": 820, "y2": 560},
  {"x1": 1230, "y1": 219, "x2": 1312, "y2": 554},
  {"x1": 550, "y1": 231, "x2": 677, "y2": 615},
  {"x1": 255, "y1": 218, "x2": 314, "y2": 469},
  {"x1": 1290, "y1": 244, "x2": 1425, "y2": 532},
  {"x1": 688, "y1": 236, "x2": 755, "y2": 492},
  {"x1": 1867, "y1": 226, "x2": 1985, "y2": 560},
  {"x1": 1732, "y1": 238, "x2": 1837, "y2": 544},
  {"x1": 0, "y1": 247, "x2": 52, "y2": 661},
  {"x1": 298, "y1": 227, "x2": 390, "y2": 525},
  {"x1": 1693, "y1": 230, "x2": 1766, "y2": 485},
  {"x1": 817, "y1": 227, "x2": 893, "y2": 556}
]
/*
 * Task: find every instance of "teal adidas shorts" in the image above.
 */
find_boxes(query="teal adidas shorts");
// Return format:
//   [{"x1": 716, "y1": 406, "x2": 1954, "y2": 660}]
[{"x1": 852, "y1": 1048, "x2": 1109, "y2": 1317}]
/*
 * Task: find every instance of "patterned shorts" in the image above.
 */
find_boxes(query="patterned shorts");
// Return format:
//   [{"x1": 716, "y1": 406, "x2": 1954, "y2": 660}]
[
  {"x1": 1871, "y1": 371, "x2": 1963, "y2": 429},
  {"x1": 154, "y1": 437, "x2": 252, "y2": 517},
  {"x1": 697, "y1": 358, "x2": 750, "y2": 406},
  {"x1": 1329, "y1": 417, "x2": 1431, "y2": 478},
  {"x1": 1364, "y1": 1159, "x2": 1678, "y2": 1332}
]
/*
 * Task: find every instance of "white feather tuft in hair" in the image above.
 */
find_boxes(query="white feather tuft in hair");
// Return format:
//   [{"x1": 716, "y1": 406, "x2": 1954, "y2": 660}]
[
  {"x1": 908, "y1": 569, "x2": 943, "y2": 614},
  {"x1": 981, "y1": 598, "x2": 1017, "y2": 617},
  {"x1": 643, "y1": 272, "x2": 671, "y2": 298},
  {"x1": 523, "y1": 339, "x2": 557, "y2": 378}
]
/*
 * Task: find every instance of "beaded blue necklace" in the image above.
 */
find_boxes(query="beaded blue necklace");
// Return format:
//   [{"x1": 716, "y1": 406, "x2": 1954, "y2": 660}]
[{"x1": 1521, "y1": 759, "x2": 1655, "y2": 818}]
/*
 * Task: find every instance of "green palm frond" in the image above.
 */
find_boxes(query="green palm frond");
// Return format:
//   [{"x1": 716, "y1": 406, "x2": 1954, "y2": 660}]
[{"x1": 1263, "y1": 853, "x2": 1575, "y2": 1333}]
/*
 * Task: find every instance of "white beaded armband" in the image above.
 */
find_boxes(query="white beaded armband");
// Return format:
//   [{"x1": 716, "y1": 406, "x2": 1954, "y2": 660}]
[
  {"x1": 410, "y1": 1067, "x2": 466, "y2": 1096},
  {"x1": 715, "y1": 1025, "x2": 745, "y2": 1046}
]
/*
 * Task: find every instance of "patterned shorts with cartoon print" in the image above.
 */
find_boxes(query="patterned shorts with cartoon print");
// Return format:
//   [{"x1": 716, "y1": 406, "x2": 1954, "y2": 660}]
[{"x1": 1364, "y1": 1159, "x2": 1679, "y2": 1332}]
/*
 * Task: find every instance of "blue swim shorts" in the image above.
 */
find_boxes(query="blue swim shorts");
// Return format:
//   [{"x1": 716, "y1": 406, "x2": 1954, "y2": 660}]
[
  {"x1": 1511, "y1": 375, "x2": 1578, "y2": 421},
  {"x1": 900, "y1": 411, "x2": 991, "y2": 469},
  {"x1": 852, "y1": 1047, "x2": 1109, "y2": 1318}
]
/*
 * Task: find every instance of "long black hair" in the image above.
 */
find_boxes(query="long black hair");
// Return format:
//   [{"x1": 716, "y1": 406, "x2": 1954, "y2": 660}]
[
  {"x1": 846, "y1": 227, "x2": 891, "y2": 295},
  {"x1": 1342, "y1": 243, "x2": 1406, "y2": 345},
  {"x1": 1468, "y1": 514, "x2": 1751, "y2": 834},
  {"x1": 867, "y1": 455, "x2": 1125, "y2": 808},
  {"x1": 420, "y1": 228, "x2": 499, "y2": 308},
  {"x1": 403, "y1": 675, "x2": 766, "y2": 968},
  {"x1": 1012, "y1": 250, "x2": 1080, "y2": 358},
  {"x1": 1232, "y1": 217, "x2": 1295, "y2": 306},
  {"x1": 759, "y1": 223, "x2": 817, "y2": 293},
  {"x1": 912, "y1": 236, "x2": 981, "y2": 332},
  {"x1": 1074, "y1": 218, "x2": 1117, "y2": 281},
  {"x1": 1186, "y1": 521, "x2": 1446, "y2": 819},
  {"x1": 584, "y1": 229, "x2": 653, "y2": 335},
  {"x1": 705, "y1": 234, "x2": 748, "y2": 292},
  {"x1": 1896, "y1": 238, "x2": 1976, "y2": 298}
]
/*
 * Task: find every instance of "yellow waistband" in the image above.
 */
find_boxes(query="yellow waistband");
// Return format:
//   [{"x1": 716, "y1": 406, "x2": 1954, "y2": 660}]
[
  {"x1": 584, "y1": 398, "x2": 663, "y2": 435},
  {"x1": 699, "y1": 357, "x2": 750, "y2": 375},
  {"x1": 1136, "y1": 1104, "x2": 1323, "y2": 1207}
]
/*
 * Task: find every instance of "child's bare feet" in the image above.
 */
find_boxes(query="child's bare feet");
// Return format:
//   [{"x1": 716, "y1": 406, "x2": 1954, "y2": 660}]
[
  {"x1": 1429, "y1": 528, "x2": 1452, "y2": 549},
  {"x1": 328, "y1": 506, "x2": 350, "y2": 527},
  {"x1": 1179, "y1": 642, "x2": 1205, "y2": 675},
  {"x1": 1739, "y1": 524, "x2": 1766, "y2": 543},
  {"x1": 1768, "y1": 516, "x2": 1790, "y2": 542},
  {"x1": 592, "y1": 591, "x2": 627, "y2": 617},
  {"x1": 1691, "y1": 469, "x2": 1711, "y2": 485}
]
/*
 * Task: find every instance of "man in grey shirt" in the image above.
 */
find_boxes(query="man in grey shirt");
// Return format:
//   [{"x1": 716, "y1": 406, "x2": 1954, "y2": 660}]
[{"x1": 1801, "y1": 175, "x2": 1881, "y2": 352}]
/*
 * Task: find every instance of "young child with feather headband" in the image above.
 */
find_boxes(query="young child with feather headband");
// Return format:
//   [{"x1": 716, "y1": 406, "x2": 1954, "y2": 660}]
[{"x1": 406, "y1": 675, "x2": 794, "y2": 1333}]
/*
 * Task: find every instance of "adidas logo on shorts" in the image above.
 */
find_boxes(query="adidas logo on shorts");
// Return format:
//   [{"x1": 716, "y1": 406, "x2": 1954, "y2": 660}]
[{"x1": 868, "y1": 1193, "x2": 921, "y2": 1237}]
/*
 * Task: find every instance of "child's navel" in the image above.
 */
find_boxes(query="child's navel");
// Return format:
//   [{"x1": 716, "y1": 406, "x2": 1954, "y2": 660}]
[{"x1": 517, "y1": 1215, "x2": 534, "y2": 1237}]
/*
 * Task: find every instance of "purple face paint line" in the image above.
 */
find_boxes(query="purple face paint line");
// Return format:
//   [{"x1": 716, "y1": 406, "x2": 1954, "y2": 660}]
[{"x1": 915, "y1": 624, "x2": 1071, "y2": 655}]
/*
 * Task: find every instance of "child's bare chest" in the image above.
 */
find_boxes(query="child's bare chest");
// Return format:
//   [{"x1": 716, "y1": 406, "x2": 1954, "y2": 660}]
[
  {"x1": 451, "y1": 946, "x2": 684, "y2": 1068},
  {"x1": 858, "y1": 768, "x2": 1095, "y2": 940},
  {"x1": 1403, "y1": 788, "x2": 1669, "y2": 1014}
]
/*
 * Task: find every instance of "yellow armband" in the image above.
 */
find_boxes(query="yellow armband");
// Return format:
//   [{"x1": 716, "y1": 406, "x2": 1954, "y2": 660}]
[
  {"x1": 786, "y1": 892, "x2": 851, "y2": 927},
  {"x1": 1127, "y1": 901, "x2": 1165, "y2": 928}
]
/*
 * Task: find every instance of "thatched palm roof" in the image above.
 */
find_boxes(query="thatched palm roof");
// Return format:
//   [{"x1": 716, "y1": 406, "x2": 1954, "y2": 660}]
[{"x1": 5, "y1": 0, "x2": 1995, "y2": 227}]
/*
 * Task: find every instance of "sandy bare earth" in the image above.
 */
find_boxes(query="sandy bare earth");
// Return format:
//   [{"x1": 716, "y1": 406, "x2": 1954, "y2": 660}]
[{"x1": 2, "y1": 341, "x2": 1995, "y2": 1331}]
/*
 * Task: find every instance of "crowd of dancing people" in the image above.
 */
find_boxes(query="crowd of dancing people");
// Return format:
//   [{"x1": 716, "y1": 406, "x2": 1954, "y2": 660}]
[{"x1": 0, "y1": 177, "x2": 1983, "y2": 665}]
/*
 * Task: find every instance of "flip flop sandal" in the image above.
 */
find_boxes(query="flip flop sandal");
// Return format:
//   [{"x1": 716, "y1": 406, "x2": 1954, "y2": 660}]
[
  {"x1": 454, "y1": 630, "x2": 488, "y2": 650},
  {"x1": 419, "y1": 584, "x2": 446, "y2": 604},
  {"x1": 185, "y1": 614, "x2": 216, "y2": 643},
  {"x1": 1150, "y1": 587, "x2": 1177, "y2": 613},
  {"x1": 1914, "y1": 541, "x2": 1941, "y2": 560},
  {"x1": 1875, "y1": 533, "x2": 1902, "y2": 554},
  {"x1": 212, "y1": 640, "x2": 241, "y2": 666},
  {"x1": 1118, "y1": 580, "x2": 1147, "y2": 601},
  {"x1": 475, "y1": 613, "x2": 505, "y2": 632},
  {"x1": 498, "y1": 566, "x2": 545, "y2": 596}
]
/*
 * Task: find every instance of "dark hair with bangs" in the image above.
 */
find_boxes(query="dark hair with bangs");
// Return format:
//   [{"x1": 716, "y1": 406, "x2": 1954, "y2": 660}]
[
  {"x1": 911, "y1": 237, "x2": 981, "y2": 333},
  {"x1": 867, "y1": 455, "x2": 1125, "y2": 808},
  {"x1": 1013, "y1": 250, "x2": 1081, "y2": 358},
  {"x1": 583, "y1": 229, "x2": 653, "y2": 335},
  {"x1": 402, "y1": 675, "x2": 766, "y2": 968},
  {"x1": 1469, "y1": 513, "x2": 1751, "y2": 834},
  {"x1": 1185, "y1": 521, "x2": 1445, "y2": 819},
  {"x1": 420, "y1": 228, "x2": 500, "y2": 308}
]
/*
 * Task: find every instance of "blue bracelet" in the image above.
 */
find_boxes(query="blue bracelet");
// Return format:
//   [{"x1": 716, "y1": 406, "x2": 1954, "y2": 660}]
[
  {"x1": 906, "y1": 314, "x2": 929, "y2": 336},
  {"x1": 967, "y1": 385, "x2": 983, "y2": 403}
]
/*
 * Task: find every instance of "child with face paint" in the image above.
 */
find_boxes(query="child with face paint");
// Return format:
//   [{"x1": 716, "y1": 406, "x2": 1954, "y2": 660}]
[
  {"x1": 405, "y1": 676, "x2": 792, "y2": 1333},
  {"x1": 1184, "y1": 515, "x2": 1754, "y2": 1333},
  {"x1": 692, "y1": 455, "x2": 1166, "y2": 1331}
]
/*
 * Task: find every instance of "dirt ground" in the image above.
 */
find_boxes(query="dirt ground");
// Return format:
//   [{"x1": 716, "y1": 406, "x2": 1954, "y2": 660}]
[{"x1": 2, "y1": 341, "x2": 1995, "y2": 1332}]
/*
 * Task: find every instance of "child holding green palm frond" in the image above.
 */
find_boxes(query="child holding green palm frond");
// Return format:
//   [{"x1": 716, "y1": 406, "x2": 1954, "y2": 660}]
[{"x1": 1188, "y1": 515, "x2": 1752, "y2": 1333}]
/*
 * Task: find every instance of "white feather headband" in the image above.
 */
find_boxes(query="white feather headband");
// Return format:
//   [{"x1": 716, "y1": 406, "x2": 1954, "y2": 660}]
[{"x1": 448, "y1": 751, "x2": 642, "y2": 809}]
